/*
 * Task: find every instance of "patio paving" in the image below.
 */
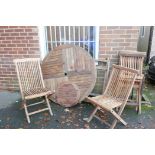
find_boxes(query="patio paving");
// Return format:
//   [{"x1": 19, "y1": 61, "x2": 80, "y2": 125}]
[{"x1": 0, "y1": 87, "x2": 155, "y2": 129}]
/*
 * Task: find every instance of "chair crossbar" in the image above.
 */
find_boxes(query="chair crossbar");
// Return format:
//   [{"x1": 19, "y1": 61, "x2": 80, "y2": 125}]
[
  {"x1": 26, "y1": 100, "x2": 45, "y2": 107},
  {"x1": 28, "y1": 108, "x2": 49, "y2": 116}
]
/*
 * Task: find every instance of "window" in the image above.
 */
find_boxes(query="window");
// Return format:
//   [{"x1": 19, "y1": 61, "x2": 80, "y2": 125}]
[{"x1": 44, "y1": 26, "x2": 99, "y2": 59}]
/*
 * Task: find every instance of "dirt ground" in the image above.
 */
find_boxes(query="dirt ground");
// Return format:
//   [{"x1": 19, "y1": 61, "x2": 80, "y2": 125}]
[{"x1": 0, "y1": 81, "x2": 154, "y2": 129}]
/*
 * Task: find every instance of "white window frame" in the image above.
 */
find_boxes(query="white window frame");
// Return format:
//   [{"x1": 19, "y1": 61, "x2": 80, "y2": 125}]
[
  {"x1": 38, "y1": 26, "x2": 99, "y2": 60},
  {"x1": 38, "y1": 26, "x2": 48, "y2": 60}
]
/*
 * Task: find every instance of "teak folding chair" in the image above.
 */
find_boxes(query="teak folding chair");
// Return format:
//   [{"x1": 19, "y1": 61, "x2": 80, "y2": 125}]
[
  {"x1": 14, "y1": 58, "x2": 54, "y2": 123},
  {"x1": 85, "y1": 65, "x2": 138, "y2": 129},
  {"x1": 119, "y1": 51, "x2": 146, "y2": 114}
]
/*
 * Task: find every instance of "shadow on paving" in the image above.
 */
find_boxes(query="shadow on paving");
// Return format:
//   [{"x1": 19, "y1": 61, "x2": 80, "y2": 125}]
[{"x1": 0, "y1": 99, "x2": 155, "y2": 129}]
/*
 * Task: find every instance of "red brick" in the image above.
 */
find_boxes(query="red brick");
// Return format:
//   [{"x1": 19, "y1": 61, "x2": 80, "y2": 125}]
[
  {"x1": 20, "y1": 33, "x2": 27, "y2": 36},
  {"x1": 28, "y1": 32, "x2": 38, "y2": 36},
  {"x1": 6, "y1": 37, "x2": 16, "y2": 40},
  {"x1": 1, "y1": 33, "x2": 10, "y2": 36},
  {"x1": 25, "y1": 29, "x2": 33, "y2": 32},
  {"x1": 113, "y1": 39, "x2": 124, "y2": 42},
  {"x1": 107, "y1": 26, "x2": 120, "y2": 29},
  {"x1": 0, "y1": 51, "x2": 9, "y2": 54},
  {"x1": 120, "y1": 26, "x2": 133, "y2": 29},
  {"x1": 29, "y1": 40, "x2": 39, "y2": 43},
  {"x1": 8, "y1": 51, "x2": 18, "y2": 54},
  {"x1": 113, "y1": 47, "x2": 126, "y2": 50},
  {"x1": 100, "y1": 30, "x2": 112, "y2": 34},
  {"x1": 12, "y1": 40, "x2": 21, "y2": 43},
  {"x1": 2, "y1": 40, "x2": 11, "y2": 43},
  {"x1": 22, "y1": 48, "x2": 29, "y2": 50},
  {"x1": 0, "y1": 44, "x2": 6, "y2": 47},
  {"x1": 0, "y1": 37, "x2": 5, "y2": 40},
  {"x1": 126, "y1": 30, "x2": 139, "y2": 34},
  {"x1": 100, "y1": 35, "x2": 119, "y2": 38},
  {"x1": 26, "y1": 36, "x2": 33, "y2": 40},
  {"x1": 4, "y1": 48, "x2": 13, "y2": 50},
  {"x1": 99, "y1": 38, "x2": 113, "y2": 42},
  {"x1": 125, "y1": 39, "x2": 138, "y2": 42},
  {"x1": 12, "y1": 47, "x2": 23, "y2": 50},
  {"x1": 100, "y1": 27, "x2": 106, "y2": 30},
  {"x1": 15, "y1": 37, "x2": 25, "y2": 40},
  {"x1": 120, "y1": 35, "x2": 131, "y2": 38},
  {"x1": 10, "y1": 33, "x2": 20, "y2": 36},
  {"x1": 106, "y1": 42, "x2": 118, "y2": 46},
  {"x1": 7, "y1": 44, "x2": 17, "y2": 47},
  {"x1": 5, "y1": 29, "x2": 14, "y2": 32},
  {"x1": 9, "y1": 26, "x2": 19, "y2": 28},
  {"x1": 113, "y1": 30, "x2": 126, "y2": 34},
  {"x1": 17, "y1": 51, "x2": 28, "y2": 54},
  {"x1": 124, "y1": 47, "x2": 137, "y2": 50},
  {"x1": 18, "y1": 26, "x2": 27, "y2": 28},
  {"x1": 17, "y1": 44, "x2": 26, "y2": 47},
  {"x1": 27, "y1": 43, "x2": 38, "y2": 47},
  {"x1": 7, "y1": 68, "x2": 15, "y2": 72},
  {"x1": 119, "y1": 42, "x2": 130, "y2": 46},
  {"x1": 2, "y1": 64, "x2": 10, "y2": 68},
  {"x1": 21, "y1": 40, "x2": 28, "y2": 43},
  {"x1": 100, "y1": 47, "x2": 111, "y2": 51},
  {"x1": 28, "y1": 26, "x2": 37, "y2": 28},
  {"x1": 14, "y1": 29, "x2": 24, "y2": 32},
  {"x1": 0, "y1": 26, "x2": 9, "y2": 29}
]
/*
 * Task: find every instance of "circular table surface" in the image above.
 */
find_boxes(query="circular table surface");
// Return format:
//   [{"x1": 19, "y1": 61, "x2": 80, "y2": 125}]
[
  {"x1": 56, "y1": 82, "x2": 80, "y2": 107},
  {"x1": 41, "y1": 44, "x2": 96, "y2": 105}
]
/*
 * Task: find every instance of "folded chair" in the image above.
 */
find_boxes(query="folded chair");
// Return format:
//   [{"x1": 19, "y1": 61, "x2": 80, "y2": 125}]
[
  {"x1": 85, "y1": 65, "x2": 138, "y2": 129},
  {"x1": 14, "y1": 58, "x2": 54, "y2": 123},
  {"x1": 119, "y1": 51, "x2": 145, "y2": 114}
]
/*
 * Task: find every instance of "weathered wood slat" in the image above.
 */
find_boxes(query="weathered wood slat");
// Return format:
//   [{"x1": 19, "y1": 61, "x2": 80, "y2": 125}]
[
  {"x1": 119, "y1": 51, "x2": 146, "y2": 114},
  {"x1": 42, "y1": 44, "x2": 96, "y2": 105},
  {"x1": 56, "y1": 82, "x2": 80, "y2": 107}
]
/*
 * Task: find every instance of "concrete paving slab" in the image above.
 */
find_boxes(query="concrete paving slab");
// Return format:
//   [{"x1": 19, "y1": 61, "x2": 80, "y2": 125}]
[{"x1": 0, "y1": 91, "x2": 21, "y2": 109}]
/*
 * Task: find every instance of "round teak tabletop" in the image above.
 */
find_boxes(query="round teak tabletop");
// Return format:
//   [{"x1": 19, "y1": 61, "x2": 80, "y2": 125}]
[{"x1": 41, "y1": 44, "x2": 96, "y2": 106}]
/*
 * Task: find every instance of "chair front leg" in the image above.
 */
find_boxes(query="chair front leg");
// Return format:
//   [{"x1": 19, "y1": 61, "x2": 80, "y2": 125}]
[
  {"x1": 110, "y1": 104, "x2": 127, "y2": 129},
  {"x1": 110, "y1": 110, "x2": 127, "y2": 128},
  {"x1": 23, "y1": 100, "x2": 31, "y2": 123},
  {"x1": 45, "y1": 95, "x2": 53, "y2": 116},
  {"x1": 86, "y1": 106, "x2": 98, "y2": 123}
]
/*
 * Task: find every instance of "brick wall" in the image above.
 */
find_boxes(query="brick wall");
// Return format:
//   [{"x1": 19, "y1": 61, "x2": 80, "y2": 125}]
[
  {"x1": 93, "y1": 26, "x2": 140, "y2": 94},
  {"x1": 0, "y1": 26, "x2": 40, "y2": 91},
  {"x1": 0, "y1": 26, "x2": 140, "y2": 92},
  {"x1": 99, "y1": 26, "x2": 140, "y2": 66}
]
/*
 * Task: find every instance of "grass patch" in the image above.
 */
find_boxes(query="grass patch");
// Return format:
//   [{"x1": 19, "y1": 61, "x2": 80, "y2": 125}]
[
  {"x1": 143, "y1": 82, "x2": 155, "y2": 102},
  {"x1": 141, "y1": 104, "x2": 155, "y2": 111}
]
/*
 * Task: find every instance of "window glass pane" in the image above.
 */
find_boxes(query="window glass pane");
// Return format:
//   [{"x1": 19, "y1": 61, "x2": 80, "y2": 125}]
[{"x1": 45, "y1": 26, "x2": 96, "y2": 58}]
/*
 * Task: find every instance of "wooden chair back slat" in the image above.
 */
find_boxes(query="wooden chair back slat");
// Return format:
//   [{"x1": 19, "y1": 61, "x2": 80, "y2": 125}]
[
  {"x1": 119, "y1": 51, "x2": 145, "y2": 76},
  {"x1": 104, "y1": 65, "x2": 138, "y2": 102},
  {"x1": 14, "y1": 58, "x2": 45, "y2": 99}
]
